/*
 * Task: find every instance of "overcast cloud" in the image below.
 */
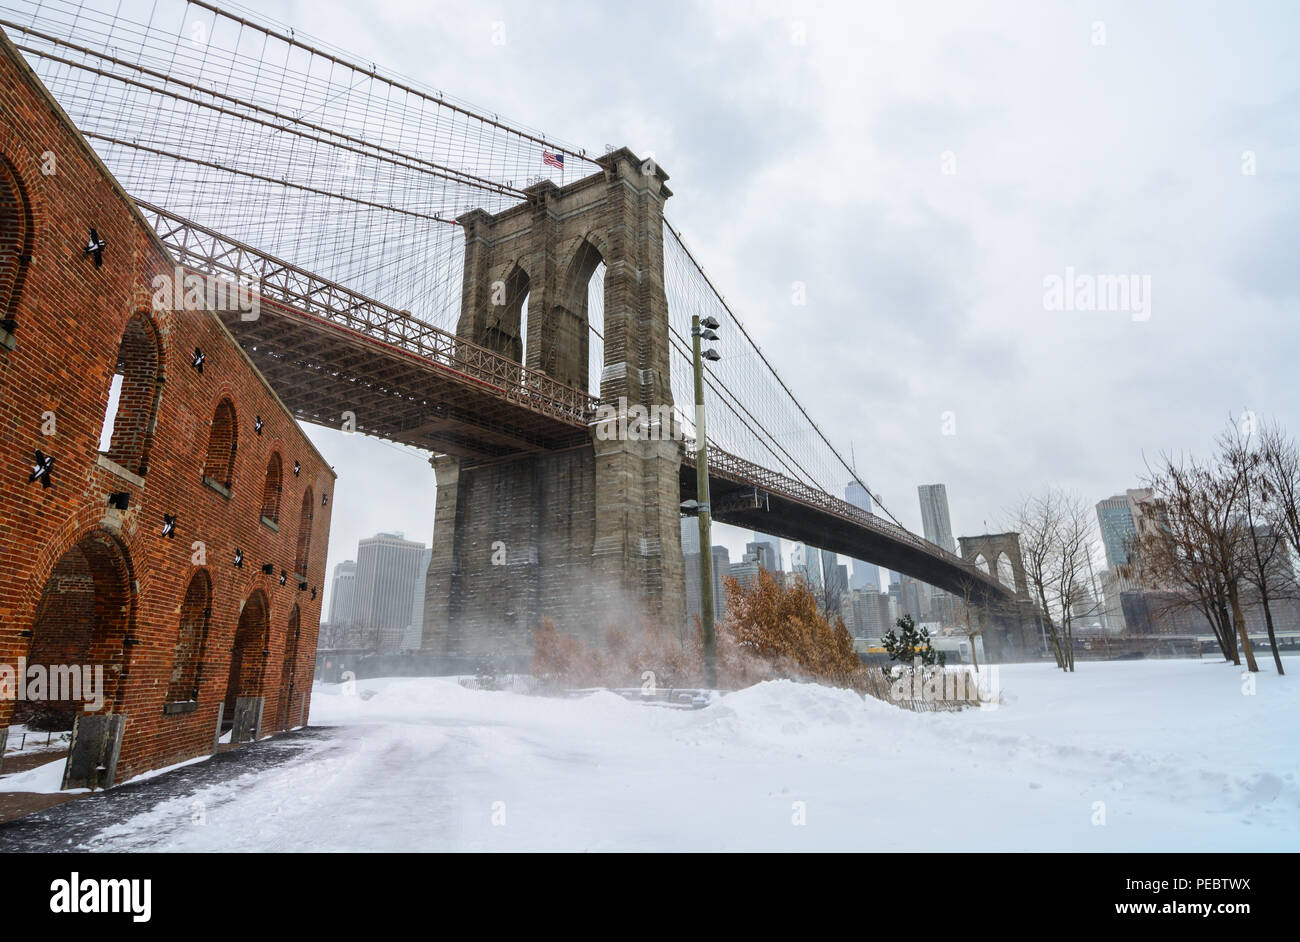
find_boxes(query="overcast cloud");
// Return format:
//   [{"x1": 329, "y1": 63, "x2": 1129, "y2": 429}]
[{"x1": 270, "y1": 0, "x2": 1300, "y2": 605}]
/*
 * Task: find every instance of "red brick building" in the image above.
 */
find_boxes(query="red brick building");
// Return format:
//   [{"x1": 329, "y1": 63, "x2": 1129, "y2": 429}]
[{"x1": 0, "y1": 31, "x2": 334, "y2": 786}]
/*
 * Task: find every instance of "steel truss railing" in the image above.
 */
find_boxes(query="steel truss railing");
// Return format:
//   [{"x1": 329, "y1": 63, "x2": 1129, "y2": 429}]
[
  {"x1": 685, "y1": 439, "x2": 1009, "y2": 596},
  {"x1": 136, "y1": 201, "x2": 597, "y2": 425}
]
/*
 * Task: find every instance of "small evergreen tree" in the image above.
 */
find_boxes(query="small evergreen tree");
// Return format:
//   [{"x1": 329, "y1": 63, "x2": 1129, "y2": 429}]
[{"x1": 881, "y1": 614, "x2": 946, "y2": 668}]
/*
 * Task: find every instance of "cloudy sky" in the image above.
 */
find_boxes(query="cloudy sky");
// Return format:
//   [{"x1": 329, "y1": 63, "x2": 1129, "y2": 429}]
[{"x1": 247, "y1": 0, "x2": 1300, "y2": 603}]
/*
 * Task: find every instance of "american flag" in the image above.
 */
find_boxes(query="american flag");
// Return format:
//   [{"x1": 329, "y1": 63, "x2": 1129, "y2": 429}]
[{"x1": 542, "y1": 149, "x2": 564, "y2": 169}]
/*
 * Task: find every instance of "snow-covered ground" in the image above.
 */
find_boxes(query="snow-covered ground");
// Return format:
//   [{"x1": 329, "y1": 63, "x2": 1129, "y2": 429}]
[{"x1": 4, "y1": 658, "x2": 1297, "y2": 851}]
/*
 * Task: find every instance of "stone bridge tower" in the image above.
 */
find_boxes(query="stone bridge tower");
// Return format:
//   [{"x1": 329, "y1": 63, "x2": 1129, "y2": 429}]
[
  {"x1": 958, "y1": 532, "x2": 1030, "y2": 599},
  {"x1": 958, "y1": 532, "x2": 1040, "y2": 660},
  {"x1": 422, "y1": 148, "x2": 685, "y2": 660}
]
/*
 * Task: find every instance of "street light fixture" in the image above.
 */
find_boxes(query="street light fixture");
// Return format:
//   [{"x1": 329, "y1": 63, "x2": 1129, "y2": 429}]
[{"x1": 691, "y1": 313, "x2": 720, "y2": 690}]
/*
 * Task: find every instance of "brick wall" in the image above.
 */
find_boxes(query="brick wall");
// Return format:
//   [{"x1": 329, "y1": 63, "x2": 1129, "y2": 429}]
[{"x1": 0, "y1": 31, "x2": 335, "y2": 782}]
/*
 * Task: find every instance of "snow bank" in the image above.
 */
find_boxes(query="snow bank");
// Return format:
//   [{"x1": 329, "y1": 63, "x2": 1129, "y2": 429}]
[
  {"x1": 0, "y1": 757, "x2": 86, "y2": 794},
  {"x1": 8, "y1": 658, "x2": 1296, "y2": 851}
]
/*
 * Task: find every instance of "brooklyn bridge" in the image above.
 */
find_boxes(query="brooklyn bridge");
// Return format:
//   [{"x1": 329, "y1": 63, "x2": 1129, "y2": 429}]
[{"x1": 1, "y1": 0, "x2": 1033, "y2": 658}]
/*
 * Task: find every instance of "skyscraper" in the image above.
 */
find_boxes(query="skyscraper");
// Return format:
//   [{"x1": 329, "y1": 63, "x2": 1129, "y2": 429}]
[
  {"x1": 916, "y1": 485, "x2": 958, "y2": 620},
  {"x1": 751, "y1": 531, "x2": 782, "y2": 570},
  {"x1": 820, "y1": 548, "x2": 847, "y2": 609},
  {"x1": 329, "y1": 560, "x2": 357, "y2": 629},
  {"x1": 897, "y1": 573, "x2": 925, "y2": 621},
  {"x1": 747, "y1": 540, "x2": 777, "y2": 572},
  {"x1": 683, "y1": 539, "x2": 730, "y2": 622},
  {"x1": 1096, "y1": 494, "x2": 1135, "y2": 568},
  {"x1": 731, "y1": 543, "x2": 772, "y2": 593},
  {"x1": 844, "y1": 483, "x2": 879, "y2": 591},
  {"x1": 1096, "y1": 489, "x2": 1154, "y2": 569},
  {"x1": 711, "y1": 545, "x2": 731, "y2": 619},
  {"x1": 917, "y1": 484, "x2": 957, "y2": 555},
  {"x1": 790, "y1": 542, "x2": 821, "y2": 592},
  {"x1": 353, "y1": 532, "x2": 429, "y2": 653}
]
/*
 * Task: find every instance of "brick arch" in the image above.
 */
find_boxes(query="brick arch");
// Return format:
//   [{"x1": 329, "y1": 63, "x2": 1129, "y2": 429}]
[
  {"x1": 0, "y1": 126, "x2": 40, "y2": 335},
  {"x1": 224, "y1": 588, "x2": 270, "y2": 717},
  {"x1": 260, "y1": 451, "x2": 283, "y2": 522},
  {"x1": 202, "y1": 397, "x2": 238, "y2": 489},
  {"x1": 166, "y1": 568, "x2": 212, "y2": 704},
  {"x1": 275, "y1": 604, "x2": 301, "y2": 731},
  {"x1": 293, "y1": 486, "x2": 314, "y2": 576},
  {"x1": 14, "y1": 510, "x2": 141, "y2": 636},
  {"x1": 100, "y1": 311, "x2": 164, "y2": 476},
  {"x1": 18, "y1": 528, "x2": 135, "y2": 728}
]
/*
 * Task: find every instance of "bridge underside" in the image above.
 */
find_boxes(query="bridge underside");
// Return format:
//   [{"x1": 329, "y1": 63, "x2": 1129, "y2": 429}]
[
  {"x1": 681, "y1": 468, "x2": 992, "y2": 601},
  {"x1": 217, "y1": 303, "x2": 589, "y2": 461},
  {"x1": 679, "y1": 466, "x2": 1039, "y2": 660}
]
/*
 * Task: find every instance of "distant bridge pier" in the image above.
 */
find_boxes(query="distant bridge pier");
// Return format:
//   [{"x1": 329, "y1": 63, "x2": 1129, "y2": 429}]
[
  {"x1": 421, "y1": 149, "x2": 686, "y2": 659},
  {"x1": 958, "y1": 532, "x2": 1042, "y2": 661}
]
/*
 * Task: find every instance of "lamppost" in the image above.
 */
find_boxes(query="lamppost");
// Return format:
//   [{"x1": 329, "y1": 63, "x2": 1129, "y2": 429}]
[{"x1": 692, "y1": 313, "x2": 721, "y2": 689}]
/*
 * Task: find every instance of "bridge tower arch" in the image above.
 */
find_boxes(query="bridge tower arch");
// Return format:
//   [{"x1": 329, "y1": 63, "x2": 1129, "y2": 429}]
[
  {"x1": 424, "y1": 148, "x2": 684, "y2": 660},
  {"x1": 958, "y1": 533, "x2": 1030, "y2": 599},
  {"x1": 957, "y1": 532, "x2": 1041, "y2": 661}
]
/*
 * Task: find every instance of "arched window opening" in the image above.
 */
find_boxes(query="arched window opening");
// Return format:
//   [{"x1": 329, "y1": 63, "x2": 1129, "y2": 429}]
[
  {"x1": 549, "y1": 238, "x2": 604, "y2": 393},
  {"x1": 0, "y1": 155, "x2": 33, "y2": 337},
  {"x1": 167, "y1": 570, "x2": 211, "y2": 703},
  {"x1": 23, "y1": 531, "x2": 132, "y2": 729},
  {"x1": 202, "y1": 398, "x2": 237, "y2": 490},
  {"x1": 98, "y1": 313, "x2": 161, "y2": 475},
  {"x1": 586, "y1": 261, "x2": 606, "y2": 399},
  {"x1": 483, "y1": 264, "x2": 529, "y2": 385},
  {"x1": 996, "y1": 553, "x2": 1017, "y2": 590},
  {"x1": 293, "y1": 487, "x2": 314, "y2": 576},
  {"x1": 260, "y1": 453, "x2": 283, "y2": 523},
  {"x1": 224, "y1": 590, "x2": 269, "y2": 729},
  {"x1": 973, "y1": 553, "x2": 990, "y2": 575}
]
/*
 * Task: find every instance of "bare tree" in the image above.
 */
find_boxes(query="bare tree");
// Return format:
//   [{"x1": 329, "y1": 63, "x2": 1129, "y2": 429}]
[
  {"x1": 1144, "y1": 448, "x2": 1260, "y2": 672},
  {"x1": 1013, "y1": 489, "x2": 1098, "y2": 673},
  {"x1": 1260, "y1": 422, "x2": 1300, "y2": 560},
  {"x1": 954, "y1": 576, "x2": 984, "y2": 673},
  {"x1": 1132, "y1": 494, "x2": 1239, "y2": 665},
  {"x1": 1229, "y1": 421, "x2": 1299, "y2": 675}
]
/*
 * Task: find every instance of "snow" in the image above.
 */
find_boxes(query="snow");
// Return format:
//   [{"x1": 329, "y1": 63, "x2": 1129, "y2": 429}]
[
  {"x1": 0, "y1": 757, "x2": 87, "y2": 794},
  {"x1": 6, "y1": 658, "x2": 1299, "y2": 850}
]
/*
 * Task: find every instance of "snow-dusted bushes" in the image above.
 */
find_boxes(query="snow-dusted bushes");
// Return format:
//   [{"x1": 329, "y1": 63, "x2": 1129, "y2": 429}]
[{"x1": 529, "y1": 570, "x2": 980, "y2": 710}]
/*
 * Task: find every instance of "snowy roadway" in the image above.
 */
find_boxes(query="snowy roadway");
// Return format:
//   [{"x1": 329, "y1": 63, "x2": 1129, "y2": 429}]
[{"x1": 1, "y1": 658, "x2": 1296, "y2": 851}]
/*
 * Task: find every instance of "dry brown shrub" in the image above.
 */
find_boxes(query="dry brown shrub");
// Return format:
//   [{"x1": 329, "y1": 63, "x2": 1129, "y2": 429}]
[{"x1": 529, "y1": 569, "x2": 876, "y2": 694}]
